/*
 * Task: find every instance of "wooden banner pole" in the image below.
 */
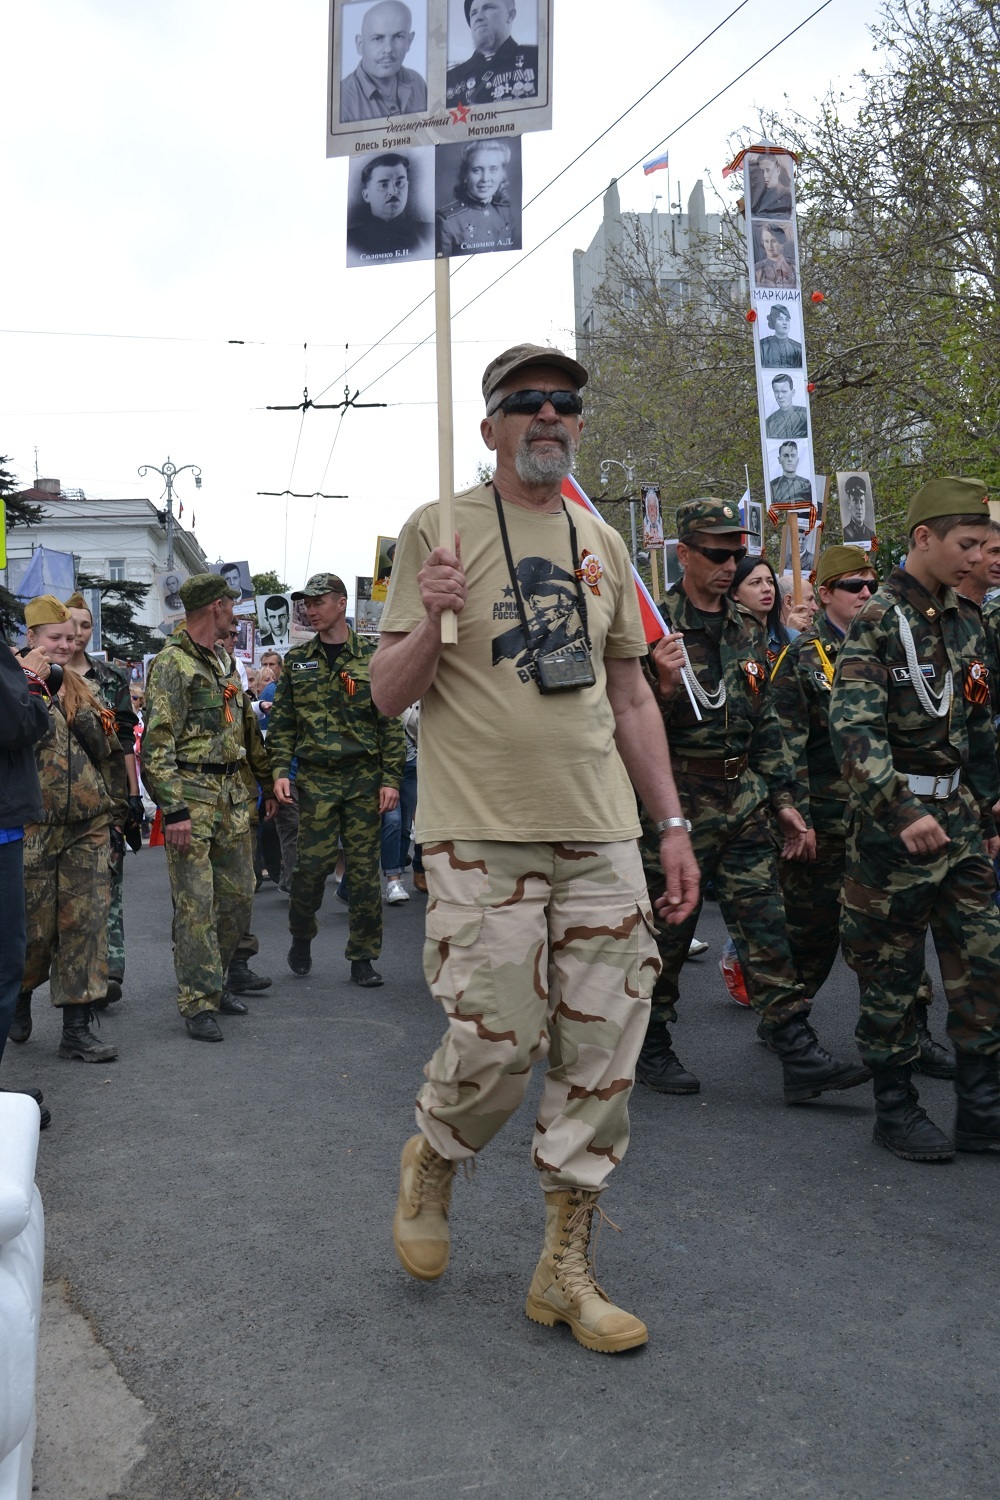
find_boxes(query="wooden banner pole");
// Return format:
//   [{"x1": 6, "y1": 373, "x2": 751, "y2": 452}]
[
  {"x1": 435, "y1": 258, "x2": 458, "y2": 645},
  {"x1": 650, "y1": 545, "x2": 661, "y2": 603}
]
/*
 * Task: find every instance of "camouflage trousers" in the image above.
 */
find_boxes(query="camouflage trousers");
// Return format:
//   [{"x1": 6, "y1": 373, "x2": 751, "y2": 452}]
[
  {"x1": 642, "y1": 772, "x2": 807, "y2": 1033},
  {"x1": 416, "y1": 839, "x2": 659, "y2": 1192},
  {"x1": 780, "y1": 801, "x2": 933, "y2": 1006},
  {"x1": 22, "y1": 817, "x2": 111, "y2": 1008},
  {"x1": 289, "y1": 766, "x2": 381, "y2": 962},
  {"x1": 841, "y1": 786, "x2": 1000, "y2": 1069},
  {"x1": 108, "y1": 842, "x2": 125, "y2": 983},
  {"x1": 165, "y1": 785, "x2": 254, "y2": 1017}
]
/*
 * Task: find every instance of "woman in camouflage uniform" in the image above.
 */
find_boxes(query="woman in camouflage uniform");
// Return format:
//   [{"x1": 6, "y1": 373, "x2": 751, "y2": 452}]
[{"x1": 9, "y1": 595, "x2": 126, "y2": 1062}]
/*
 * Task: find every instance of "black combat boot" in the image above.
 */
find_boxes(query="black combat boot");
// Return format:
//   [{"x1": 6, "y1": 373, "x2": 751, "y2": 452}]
[
  {"x1": 911, "y1": 1002, "x2": 955, "y2": 1080},
  {"x1": 872, "y1": 1065, "x2": 953, "y2": 1160},
  {"x1": 767, "y1": 1014, "x2": 870, "y2": 1104},
  {"x1": 226, "y1": 957, "x2": 272, "y2": 993},
  {"x1": 58, "y1": 1005, "x2": 119, "y2": 1063},
  {"x1": 288, "y1": 938, "x2": 312, "y2": 976},
  {"x1": 8, "y1": 992, "x2": 32, "y2": 1044},
  {"x1": 219, "y1": 991, "x2": 249, "y2": 1015},
  {"x1": 954, "y1": 1052, "x2": 1000, "y2": 1153},
  {"x1": 350, "y1": 960, "x2": 383, "y2": 987},
  {"x1": 93, "y1": 978, "x2": 123, "y2": 1011},
  {"x1": 635, "y1": 1025, "x2": 700, "y2": 1094}
]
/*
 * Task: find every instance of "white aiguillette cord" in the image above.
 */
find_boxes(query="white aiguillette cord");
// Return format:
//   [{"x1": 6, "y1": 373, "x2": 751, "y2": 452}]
[
  {"x1": 894, "y1": 605, "x2": 953, "y2": 719},
  {"x1": 676, "y1": 633, "x2": 726, "y2": 712}
]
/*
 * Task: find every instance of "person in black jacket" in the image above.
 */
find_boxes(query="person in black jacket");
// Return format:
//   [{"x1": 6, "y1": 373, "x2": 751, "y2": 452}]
[{"x1": 0, "y1": 632, "x2": 52, "y2": 1126}]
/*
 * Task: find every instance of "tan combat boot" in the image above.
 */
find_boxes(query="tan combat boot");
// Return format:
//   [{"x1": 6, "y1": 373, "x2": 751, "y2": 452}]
[
  {"x1": 393, "y1": 1133, "x2": 457, "y2": 1281},
  {"x1": 525, "y1": 1188, "x2": 648, "y2": 1354}
]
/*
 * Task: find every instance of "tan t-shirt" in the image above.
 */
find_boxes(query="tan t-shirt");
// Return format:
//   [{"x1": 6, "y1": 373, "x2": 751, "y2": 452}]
[{"x1": 380, "y1": 483, "x2": 647, "y2": 842}]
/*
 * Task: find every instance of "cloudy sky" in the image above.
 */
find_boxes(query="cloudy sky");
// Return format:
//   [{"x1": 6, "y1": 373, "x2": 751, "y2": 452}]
[{"x1": 2, "y1": 0, "x2": 878, "y2": 600}]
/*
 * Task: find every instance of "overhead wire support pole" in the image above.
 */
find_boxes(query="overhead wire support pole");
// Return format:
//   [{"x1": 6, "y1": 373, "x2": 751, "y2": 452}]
[{"x1": 138, "y1": 455, "x2": 201, "y2": 569}]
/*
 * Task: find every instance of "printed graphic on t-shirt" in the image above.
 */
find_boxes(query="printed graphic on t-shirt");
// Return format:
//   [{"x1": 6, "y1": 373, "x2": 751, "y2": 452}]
[{"x1": 490, "y1": 556, "x2": 584, "y2": 683}]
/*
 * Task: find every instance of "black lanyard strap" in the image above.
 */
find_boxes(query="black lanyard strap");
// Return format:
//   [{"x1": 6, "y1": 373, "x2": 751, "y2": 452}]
[{"x1": 492, "y1": 485, "x2": 591, "y2": 655}]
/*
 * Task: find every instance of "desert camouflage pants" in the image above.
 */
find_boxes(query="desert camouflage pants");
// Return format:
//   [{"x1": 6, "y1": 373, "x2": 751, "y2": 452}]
[
  {"x1": 841, "y1": 787, "x2": 1000, "y2": 1068},
  {"x1": 416, "y1": 839, "x2": 659, "y2": 1192},
  {"x1": 165, "y1": 784, "x2": 254, "y2": 1017},
  {"x1": 22, "y1": 817, "x2": 111, "y2": 1007},
  {"x1": 642, "y1": 772, "x2": 808, "y2": 1032},
  {"x1": 108, "y1": 842, "x2": 125, "y2": 983},
  {"x1": 289, "y1": 766, "x2": 381, "y2": 962}
]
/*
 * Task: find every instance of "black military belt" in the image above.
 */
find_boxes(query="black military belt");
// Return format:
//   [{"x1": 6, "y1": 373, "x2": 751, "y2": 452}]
[
  {"x1": 177, "y1": 760, "x2": 241, "y2": 776},
  {"x1": 675, "y1": 753, "x2": 749, "y2": 780}
]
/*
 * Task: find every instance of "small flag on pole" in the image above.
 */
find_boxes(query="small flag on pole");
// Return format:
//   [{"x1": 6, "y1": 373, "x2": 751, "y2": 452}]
[{"x1": 643, "y1": 152, "x2": 669, "y2": 176}]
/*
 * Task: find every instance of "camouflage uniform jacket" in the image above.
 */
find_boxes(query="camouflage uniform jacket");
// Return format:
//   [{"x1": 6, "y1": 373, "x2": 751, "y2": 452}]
[
  {"x1": 266, "y1": 628, "x2": 404, "y2": 787},
  {"x1": 652, "y1": 581, "x2": 795, "y2": 811},
  {"x1": 32, "y1": 694, "x2": 127, "y2": 828},
  {"x1": 830, "y1": 565, "x2": 1000, "y2": 837},
  {"x1": 83, "y1": 653, "x2": 138, "y2": 754},
  {"x1": 771, "y1": 611, "x2": 849, "y2": 826},
  {"x1": 143, "y1": 630, "x2": 270, "y2": 817}
]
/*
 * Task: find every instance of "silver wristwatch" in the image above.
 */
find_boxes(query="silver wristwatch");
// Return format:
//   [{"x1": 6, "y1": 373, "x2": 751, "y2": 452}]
[{"x1": 655, "y1": 816, "x2": 691, "y2": 835}]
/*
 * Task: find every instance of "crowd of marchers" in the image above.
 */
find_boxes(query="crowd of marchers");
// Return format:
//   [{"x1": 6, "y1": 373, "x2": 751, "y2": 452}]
[{"x1": 3, "y1": 340, "x2": 1000, "y2": 1358}]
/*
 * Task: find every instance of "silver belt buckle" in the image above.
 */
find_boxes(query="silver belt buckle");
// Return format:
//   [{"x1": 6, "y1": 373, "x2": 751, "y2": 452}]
[
  {"x1": 935, "y1": 771, "x2": 957, "y2": 799},
  {"x1": 723, "y1": 756, "x2": 741, "y2": 779}
]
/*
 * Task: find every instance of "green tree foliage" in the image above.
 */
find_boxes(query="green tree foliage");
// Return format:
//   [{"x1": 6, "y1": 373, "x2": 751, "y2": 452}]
[
  {"x1": 251, "y1": 570, "x2": 288, "y2": 594},
  {"x1": 75, "y1": 574, "x2": 158, "y2": 661},
  {"x1": 0, "y1": 457, "x2": 43, "y2": 635}
]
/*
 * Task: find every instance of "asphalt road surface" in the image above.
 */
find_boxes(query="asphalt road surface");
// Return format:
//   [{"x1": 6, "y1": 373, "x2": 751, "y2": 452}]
[{"x1": 6, "y1": 846, "x2": 1000, "y2": 1500}]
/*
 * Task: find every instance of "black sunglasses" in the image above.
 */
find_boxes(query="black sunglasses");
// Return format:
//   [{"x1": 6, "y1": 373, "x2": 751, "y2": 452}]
[
  {"x1": 830, "y1": 577, "x2": 875, "y2": 594},
  {"x1": 687, "y1": 542, "x2": 748, "y2": 565},
  {"x1": 487, "y1": 389, "x2": 584, "y2": 418}
]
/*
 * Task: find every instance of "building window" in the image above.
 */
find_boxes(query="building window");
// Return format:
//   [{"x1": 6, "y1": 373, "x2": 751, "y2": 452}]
[{"x1": 108, "y1": 558, "x2": 126, "y2": 581}]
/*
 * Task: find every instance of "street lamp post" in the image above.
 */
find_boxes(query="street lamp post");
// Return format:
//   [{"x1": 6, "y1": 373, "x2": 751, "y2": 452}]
[
  {"x1": 599, "y1": 453, "x2": 638, "y2": 564},
  {"x1": 138, "y1": 456, "x2": 202, "y2": 569}
]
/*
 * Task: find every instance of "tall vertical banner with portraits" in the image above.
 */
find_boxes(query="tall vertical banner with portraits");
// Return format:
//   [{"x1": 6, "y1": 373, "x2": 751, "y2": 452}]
[{"x1": 734, "y1": 144, "x2": 819, "y2": 587}]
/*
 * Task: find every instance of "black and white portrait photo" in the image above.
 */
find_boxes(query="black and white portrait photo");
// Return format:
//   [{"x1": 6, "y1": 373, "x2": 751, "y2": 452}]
[
  {"x1": 748, "y1": 152, "x2": 794, "y2": 218},
  {"x1": 837, "y1": 471, "x2": 876, "y2": 547},
  {"x1": 763, "y1": 371, "x2": 809, "y2": 439},
  {"x1": 256, "y1": 593, "x2": 292, "y2": 647},
  {"x1": 435, "y1": 138, "x2": 522, "y2": 258},
  {"x1": 156, "y1": 569, "x2": 187, "y2": 619},
  {"x1": 347, "y1": 147, "x2": 435, "y2": 266},
  {"x1": 757, "y1": 301, "x2": 803, "y2": 368},
  {"x1": 779, "y1": 499, "x2": 823, "y2": 575},
  {"x1": 753, "y1": 221, "x2": 797, "y2": 289},
  {"x1": 338, "y1": 0, "x2": 428, "y2": 123},
  {"x1": 769, "y1": 439, "x2": 813, "y2": 506},
  {"x1": 747, "y1": 500, "x2": 763, "y2": 557},
  {"x1": 641, "y1": 484, "x2": 664, "y2": 548},
  {"x1": 446, "y1": 0, "x2": 541, "y2": 109}
]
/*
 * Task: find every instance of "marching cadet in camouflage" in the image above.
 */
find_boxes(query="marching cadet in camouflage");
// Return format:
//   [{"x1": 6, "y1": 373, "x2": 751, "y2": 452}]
[
  {"x1": 371, "y1": 343, "x2": 699, "y2": 1354},
  {"x1": 12, "y1": 595, "x2": 126, "y2": 1063},
  {"x1": 143, "y1": 575, "x2": 273, "y2": 1042},
  {"x1": 66, "y1": 591, "x2": 141, "y2": 1007},
  {"x1": 831, "y1": 477, "x2": 1000, "y2": 1162},
  {"x1": 268, "y1": 572, "x2": 404, "y2": 988},
  {"x1": 771, "y1": 546, "x2": 954, "y2": 1078},
  {"x1": 638, "y1": 498, "x2": 870, "y2": 1105}
]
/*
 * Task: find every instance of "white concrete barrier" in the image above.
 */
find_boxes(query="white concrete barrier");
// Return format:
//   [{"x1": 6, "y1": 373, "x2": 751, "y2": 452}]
[{"x1": 0, "y1": 1096, "x2": 44, "y2": 1500}]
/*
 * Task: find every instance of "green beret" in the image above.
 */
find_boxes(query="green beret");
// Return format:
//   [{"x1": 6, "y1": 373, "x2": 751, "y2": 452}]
[
  {"x1": 291, "y1": 572, "x2": 348, "y2": 600},
  {"x1": 907, "y1": 476, "x2": 990, "y2": 531},
  {"x1": 179, "y1": 573, "x2": 240, "y2": 611},
  {"x1": 24, "y1": 594, "x2": 72, "y2": 627},
  {"x1": 816, "y1": 545, "x2": 873, "y2": 589},
  {"x1": 676, "y1": 496, "x2": 745, "y2": 538}
]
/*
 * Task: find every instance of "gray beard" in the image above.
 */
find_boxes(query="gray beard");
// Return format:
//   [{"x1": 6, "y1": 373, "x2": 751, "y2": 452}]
[{"x1": 514, "y1": 429, "x2": 578, "y2": 486}]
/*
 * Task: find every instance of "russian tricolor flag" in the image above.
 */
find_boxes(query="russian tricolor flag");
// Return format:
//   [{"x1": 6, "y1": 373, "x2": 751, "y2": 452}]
[{"x1": 643, "y1": 153, "x2": 669, "y2": 176}]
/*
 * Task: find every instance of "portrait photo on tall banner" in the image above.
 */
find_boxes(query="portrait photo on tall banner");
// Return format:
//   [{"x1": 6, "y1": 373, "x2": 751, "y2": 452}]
[
  {"x1": 256, "y1": 593, "x2": 293, "y2": 647},
  {"x1": 355, "y1": 575, "x2": 383, "y2": 633},
  {"x1": 748, "y1": 152, "x2": 794, "y2": 218},
  {"x1": 155, "y1": 569, "x2": 188, "y2": 620},
  {"x1": 753, "y1": 221, "x2": 797, "y2": 288},
  {"x1": 837, "y1": 471, "x2": 876, "y2": 547},
  {"x1": 289, "y1": 597, "x2": 314, "y2": 645},
  {"x1": 435, "y1": 137, "x2": 522, "y2": 257},
  {"x1": 779, "y1": 498, "x2": 823, "y2": 575},
  {"x1": 446, "y1": 0, "x2": 542, "y2": 108},
  {"x1": 641, "y1": 484, "x2": 664, "y2": 547},
  {"x1": 210, "y1": 559, "x2": 255, "y2": 615},
  {"x1": 346, "y1": 146, "x2": 435, "y2": 267},
  {"x1": 756, "y1": 300, "x2": 803, "y2": 368},
  {"x1": 763, "y1": 371, "x2": 810, "y2": 439},
  {"x1": 232, "y1": 620, "x2": 254, "y2": 663},
  {"x1": 371, "y1": 536, "x2": 398, "y2": 601},
  {"x1": 336, "y1": 0, "x2": 429, "y2": 124},
  {"x1": 768, "y1": 438, "x2": 813, "y2": 506},
  {"x1": 747, "y1": 500, "x2": 764, "y2": 557}
]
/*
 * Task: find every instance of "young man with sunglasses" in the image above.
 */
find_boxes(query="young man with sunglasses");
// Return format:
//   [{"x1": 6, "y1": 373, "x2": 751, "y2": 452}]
[
  {"x1": 770, "y1": 547, "x2": 954, "y2": 1080},
  {"x1": 371, "y1": 343, "x2": 699, "y2": 1354},
  {"x1": 831, "y1": 478, "x2": 1000, "y2": 1161},
  {"x1": 637, "y1": 500, "x2": 870, "y2": 1105}
]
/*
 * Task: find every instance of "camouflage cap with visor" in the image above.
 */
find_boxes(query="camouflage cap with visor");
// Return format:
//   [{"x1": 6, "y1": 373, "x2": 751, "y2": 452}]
[
  {"x1": 179, "y1": 573, "x2": 240, "y2": 611},
  {"x1": 676, "y1": 496, "x2": 746, "y2": 539},
  {"x1": 291, "y1": 572, "x2": 348, "y2": 601},
  {"x1": 482, "y1": 344, "x2": 589, "y2": 407},
  {"x1": 906, "y1": 476, "x2": 990, "y2": 531}
]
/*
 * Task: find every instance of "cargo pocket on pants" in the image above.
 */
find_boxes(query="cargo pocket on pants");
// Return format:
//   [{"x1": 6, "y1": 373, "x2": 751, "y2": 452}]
[
  {"x1": 422, "y1": 901, "x2": 488, "y2": 1107},
  {"x1": 630, "y1": 903, "x2": 662, "y2": 998}
]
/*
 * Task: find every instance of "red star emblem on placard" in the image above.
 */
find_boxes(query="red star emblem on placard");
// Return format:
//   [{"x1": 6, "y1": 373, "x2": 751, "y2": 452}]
[{"x1": 450, "y1": 104, "x2": 471, "y2": 123}]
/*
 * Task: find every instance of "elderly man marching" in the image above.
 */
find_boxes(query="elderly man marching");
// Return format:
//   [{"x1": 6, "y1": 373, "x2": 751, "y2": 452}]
[
  {"x1": 372, "y1": 342, "x2": 700, "y2": 1353},
  {"x1": 143, "y1": 575, "x2": 273, "y2": 1041}
]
